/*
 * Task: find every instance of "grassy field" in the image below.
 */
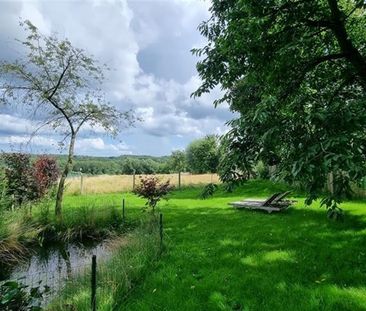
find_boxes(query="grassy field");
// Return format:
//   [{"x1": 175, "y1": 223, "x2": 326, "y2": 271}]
[
  {"x1": 54, "y1": 180, "x2": 366, "y2": 310},
  {"x1": 65, "y1": 173, "x2": 220, "y2": 195}
]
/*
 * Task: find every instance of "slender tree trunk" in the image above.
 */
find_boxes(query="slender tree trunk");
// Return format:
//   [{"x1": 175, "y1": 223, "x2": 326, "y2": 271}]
[{"x1": 55, "y1": 134, "x2": 76, "y2": 218}]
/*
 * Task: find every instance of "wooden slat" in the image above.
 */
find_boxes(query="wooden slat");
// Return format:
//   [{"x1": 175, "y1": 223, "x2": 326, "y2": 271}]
[{"x1": 228, "y1": 202, "x2": 285, "y2": 213}]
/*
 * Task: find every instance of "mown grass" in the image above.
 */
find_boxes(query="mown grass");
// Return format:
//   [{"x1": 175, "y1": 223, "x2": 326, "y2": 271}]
[
  {"x1": 2, "y1": 179, "x2": 366, "y2": 310},
  {"x1": 53, "y1": 179, "x2": 366, "y2": 310}
]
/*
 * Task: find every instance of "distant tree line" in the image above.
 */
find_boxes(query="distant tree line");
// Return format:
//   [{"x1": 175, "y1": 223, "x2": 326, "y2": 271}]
[
  {"x1": 65, "y1": 135, "x2": 222, "y2": 175},
  {"x1": 0, "y1": 134, "x2": 271, "y2": 184},
  {"x1": 0, "y1": 135, "x2": 222, "y2": 179},
  {"x1": 69, "y1": 156, "x2": 171, "y2": 175}
]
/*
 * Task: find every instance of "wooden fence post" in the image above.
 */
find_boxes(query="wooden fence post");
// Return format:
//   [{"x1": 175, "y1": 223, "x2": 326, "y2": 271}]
[
  {"x1": 178, "y1": 172, "x2": 181, "y2": 188},
  {"x1": 132, "y1": 170, "x2": 136, "y2": 191},
  {"x1": 80, "y1": 169, "x2": 84, "y2": 195},
  {"x1": 159, "y1": 213, "x2": 163, "y2": 253},
  {"x1": 91, "y1": 255, "x2": 97, "y2": 311},
  {"x1": 122, "y1": 198, "x2": 125, "y2": 221}
]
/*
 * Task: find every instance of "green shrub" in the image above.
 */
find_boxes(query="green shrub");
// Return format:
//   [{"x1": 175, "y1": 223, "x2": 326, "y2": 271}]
[
  {"x1": 0, "y1": 170, "x2": 11, "y2": 210},
  {"x1": 0, "y1": 279, "x2": 49, "y2": 310},
  {"x1": 254, "y1": 161, "x2": 270, "y2": 179},
  {"x1": 199, "y1": 183, "x2": 218, "y2": 199}
]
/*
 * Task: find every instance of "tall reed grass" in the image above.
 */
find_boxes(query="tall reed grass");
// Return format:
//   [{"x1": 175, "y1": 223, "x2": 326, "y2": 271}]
[
  {"x1": 0, "y1": 208, "x2": 41, "y2": 266},
  {"x1": 0, "y1": 199, "x2": 138, "y2": 267}
]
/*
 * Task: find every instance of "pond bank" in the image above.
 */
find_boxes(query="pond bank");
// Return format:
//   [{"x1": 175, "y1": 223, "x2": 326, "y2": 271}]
[
  {"x1": 0, "y1": 200, "x2": 136, "y2": 269},
  {"x1": 1, "y1": 238, "x2": 124, "y2": 306}
]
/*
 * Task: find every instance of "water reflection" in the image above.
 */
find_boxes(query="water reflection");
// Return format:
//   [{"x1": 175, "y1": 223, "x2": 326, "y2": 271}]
[{"x1": 2, "y1": 241, "x2": 112, "y2": 304}]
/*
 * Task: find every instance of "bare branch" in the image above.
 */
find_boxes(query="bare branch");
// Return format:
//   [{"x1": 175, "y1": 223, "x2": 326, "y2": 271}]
[{"x1": 46, "y1": 56, "x2": 72, "y2": 99}]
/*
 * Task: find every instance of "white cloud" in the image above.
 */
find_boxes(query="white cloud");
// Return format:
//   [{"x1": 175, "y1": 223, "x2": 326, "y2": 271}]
[
  {"x1": 76, "y1": 138, "x2": 131, "y2": 154},
  {"x1": 0, "y1": 0, "x2": 231, "y2": 156},
  {"x1": 0, "y1": 135, "x2": 57, "y2": 146},
  {"x1": 0, "y1": 114, "x2": 37, "y2": 135}
]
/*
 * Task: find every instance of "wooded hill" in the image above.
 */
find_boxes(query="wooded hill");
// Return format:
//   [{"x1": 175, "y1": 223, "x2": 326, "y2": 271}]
[
  {"x1": 1, "y1": 154, "x2": 171, "y2": 176},
  {"x1": 55, "y1": 154, "x2": 171, "y2": 175}
]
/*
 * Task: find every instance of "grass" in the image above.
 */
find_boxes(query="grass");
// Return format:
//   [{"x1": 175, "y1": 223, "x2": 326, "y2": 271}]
[
  {"x1": 0, "y1": 196, "x2": 140, "y2": 268},
  {"x1": 0, "y1": 209, "x2": 41, "y2": 266},
  {"x1": 51, "y1": 180, "x2": 366, "y2": 310},
  {"x1": 49, "y1": 217, "x2": 161, "y2": 310},
  {"x1": 65, "y1": 173, "x2": 220, "y2": 195}
]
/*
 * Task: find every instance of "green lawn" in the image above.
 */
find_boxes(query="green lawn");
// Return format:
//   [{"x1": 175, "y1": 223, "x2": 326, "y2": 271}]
[{"x1": 57, "y1": 180, "x2": 366, "y2": 311}]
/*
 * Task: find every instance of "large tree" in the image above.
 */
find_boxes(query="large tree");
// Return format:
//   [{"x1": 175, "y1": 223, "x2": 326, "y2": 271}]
[
  {"x1": 168, "y1": 150, "x2": 187, "y2": 173},
  {"x1": 193, "y1": 0, "x2": 366, "y2": 215},
  {"x1": 186, "y1": 135, "x2": 219, "y2": 174},
  {"x1": 0, "y1": 21, "x2": 136, "y2": 218}
]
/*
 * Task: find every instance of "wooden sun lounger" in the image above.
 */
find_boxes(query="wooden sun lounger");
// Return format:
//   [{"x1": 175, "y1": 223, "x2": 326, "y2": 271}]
[{"x1": 229, "y1": 191, "x2": 296, "y2": 213}]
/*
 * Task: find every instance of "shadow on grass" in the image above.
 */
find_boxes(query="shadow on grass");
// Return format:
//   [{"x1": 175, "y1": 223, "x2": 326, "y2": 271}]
[
  {"x1": 124, "y1": 205, "x2": 366, "y2": 311},
  {"x1": 169, "y1": 179, "x2": 304, "y2": 201}
]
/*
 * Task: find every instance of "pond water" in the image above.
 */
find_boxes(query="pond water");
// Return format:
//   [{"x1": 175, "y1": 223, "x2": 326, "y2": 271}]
[{"x1": 0, "y1": 240, "x2": 113, "y2": 305}]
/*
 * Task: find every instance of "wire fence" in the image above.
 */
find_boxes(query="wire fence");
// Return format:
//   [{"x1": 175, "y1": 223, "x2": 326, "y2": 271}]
[{"x1": 65, "y1": 172, "x2": 220, "y2": 195}]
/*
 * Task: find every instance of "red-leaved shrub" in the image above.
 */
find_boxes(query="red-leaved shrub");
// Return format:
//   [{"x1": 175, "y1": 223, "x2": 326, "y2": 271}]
[
  {"x1": 2, "y1": 153, "x2": 60, "y2": 208},
  {"x1": 133, "y1": 176, "x2": 174, "y2": 212},
  {"x1": 33, "y1": 155, "x2": 60, "y2": 198}
]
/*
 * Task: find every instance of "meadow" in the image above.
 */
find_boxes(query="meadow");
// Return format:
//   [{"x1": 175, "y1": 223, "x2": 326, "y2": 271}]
[
  {"x1": 50, "y1": 180, "x2": 366, "y2": 310},
  {"x1": 65, "y1": 173, "x2": 220, "y2": 195}
]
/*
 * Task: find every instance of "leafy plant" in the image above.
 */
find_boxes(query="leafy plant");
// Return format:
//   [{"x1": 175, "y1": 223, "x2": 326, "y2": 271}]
[
  {"x1": 168, "y1": 150, "x2": 187, "y2": 173},
  {"x1": 33, "y1": 156, "x2": 60, "y2": 199},
  {"x1": 2, "y1": 153, "x2": 36, "y2": 207},
  {"x1": 2, "y1": 153, "x2": 61, "y2": 209},
  {"x1": 0, "y1": 170, "x2": 11, "y2": 210},
  {"x1": 0, "y1": 279, "x2": 49, "y2": 310},
  {"x1": 199, "y1": 183, "x2": 218, "y2": 199},
  {"x1": 254, "y1": 161, "x2": 270, "y2": 180},
  {"x1": 186, "y1": 135, "x2": 219, "y2": 174},
  {"x1": 223, "y1": 182, "x2": 235, "y2": 193},
  {"x1": 133, "y1": 176, "x2": 174, "y2": 212}
]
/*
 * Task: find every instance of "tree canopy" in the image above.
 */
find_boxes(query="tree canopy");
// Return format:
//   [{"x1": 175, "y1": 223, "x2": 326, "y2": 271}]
[
  {"x1": 168, "y1": 150, "x2": 187, "y2": 173},
  {"x1": 194, "y1": 0, "x2": 366, "y2": 214},
  {"x1": 186, "y1": 135, "x2": 219, "y2": 174}
]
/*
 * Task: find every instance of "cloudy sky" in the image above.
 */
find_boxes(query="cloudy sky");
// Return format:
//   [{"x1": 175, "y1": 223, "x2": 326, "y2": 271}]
[{"x1": 0, "y1": 0, "x2": 232, "y2": 156}]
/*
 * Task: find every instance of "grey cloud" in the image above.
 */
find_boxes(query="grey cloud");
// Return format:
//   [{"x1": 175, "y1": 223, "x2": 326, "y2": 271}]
[
  {"x1": 0, "y1": 0, "x2": 231, "y2": 156},
  {"x1": 130, "y1": 0, "x2": 207, "y2": 83}
]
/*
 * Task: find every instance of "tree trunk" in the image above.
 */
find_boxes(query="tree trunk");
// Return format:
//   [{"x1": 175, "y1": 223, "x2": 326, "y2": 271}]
[
  {"x1": 327, "y1": 171, "x2": 334, "y2": 195},
  {"x1": 55, "y1": 134, "x2": 76, "y2": 218},
  {"x1": 327, "y1": 0, "x2": 366, "y2": 87}
]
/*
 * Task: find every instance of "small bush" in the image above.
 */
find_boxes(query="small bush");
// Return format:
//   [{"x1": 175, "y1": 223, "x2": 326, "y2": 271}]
[
  {"x1": 2, "y1": 153, "x2": 35, "y2": 207},
  {"x1": 0, "y1": 170, "x2": 11, "y2": 210},
  {"x1": 1, "y1": 153, "x2": 60, "y2": 209},
  {"x1": 133, "y1": 176, "x2": 174, "y2": 212},
  {"x1": 254, "y1": 161, "x2": 270, "y2": 179},
  {"x1": 223, "y1": 182, "x2": 235, "y2": 193},
  {"x1": 200, "y1": 183, "x2": 218, "y2": 199},
  {"x1": 0, "y1": 279, "x2": 48, "y2": 310},
  {"x1": 33, "y1": 156, "x2": 60, "y2": 199}
]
